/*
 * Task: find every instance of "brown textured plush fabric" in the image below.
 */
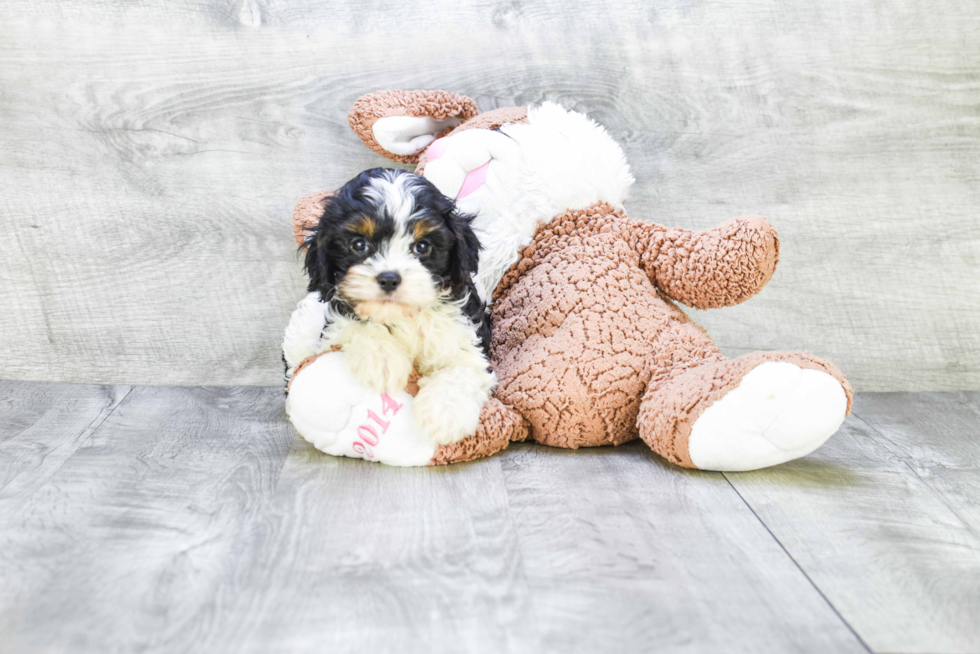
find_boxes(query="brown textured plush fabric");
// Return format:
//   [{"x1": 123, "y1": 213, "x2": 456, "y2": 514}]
[
  {"x1": 348, "y1": 90, "x2": 480, "y2": 164},
  {"x1": 448, "y1": 105, "x2": 528, "y2": 134},
  {"x1": 292, "y1": 191, "x2": 335, "y2": 248},
  {"x1": 633, "y1": 216, "x2": 780, "y2": 309}
]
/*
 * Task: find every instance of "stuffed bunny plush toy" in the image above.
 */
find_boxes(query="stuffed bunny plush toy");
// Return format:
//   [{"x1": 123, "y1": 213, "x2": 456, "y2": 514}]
[{"x1": 283, "y1": 89, "x2": 852, "y2": 471}]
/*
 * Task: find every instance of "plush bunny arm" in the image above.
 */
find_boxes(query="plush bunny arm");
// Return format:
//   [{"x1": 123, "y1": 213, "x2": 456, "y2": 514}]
[
  {"x1": 348, "y1": 90, "x2": 480, "y2": 163},
  {"x1": 282, "y1": 293, "x2": 329, "y2": 377},
  {"x1": 632, "y1": 216, "x2": 780, "y2": 309}
]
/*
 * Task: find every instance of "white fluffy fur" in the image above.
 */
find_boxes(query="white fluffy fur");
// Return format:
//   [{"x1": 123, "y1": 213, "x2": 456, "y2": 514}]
[
  {"x1": 422, "y1": 102, "x2": 635, "y2": 301},
  {"x1": 282, "y1": 292, "x2": 329, "y2": 377},
  {"x1": 364, "y1": 171, "x2": 420, "y2": 224},
  {"x1": 414, "y1": 366, "x2": 488, "y2": 446}
]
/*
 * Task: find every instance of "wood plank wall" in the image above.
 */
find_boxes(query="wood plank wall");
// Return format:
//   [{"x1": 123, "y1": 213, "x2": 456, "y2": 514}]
[{"x1": 1, "y1": 0, "x2": 978, "y2": 389}]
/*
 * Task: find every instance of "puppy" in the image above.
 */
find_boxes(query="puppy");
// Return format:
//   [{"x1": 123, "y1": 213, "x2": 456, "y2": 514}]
[{"x1": 302, "y1": 168, "x2": 494, "y2": 445}]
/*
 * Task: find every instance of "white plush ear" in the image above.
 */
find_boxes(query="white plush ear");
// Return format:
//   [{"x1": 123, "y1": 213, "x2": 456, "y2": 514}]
[
  {"x1": 371, "y1": 116, "x2": 462, "y2": 156},
  {"x1": 348, "y1": 90, "x2": 480, "y2": 163}
]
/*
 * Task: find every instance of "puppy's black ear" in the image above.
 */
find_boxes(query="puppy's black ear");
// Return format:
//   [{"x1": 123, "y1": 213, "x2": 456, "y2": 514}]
[
  {"x1": 303, "y1": 202, "x2": 337, "y2": 299},
  {"x1": 447, "y1": 209, "x2": 481, "y2": 289}
]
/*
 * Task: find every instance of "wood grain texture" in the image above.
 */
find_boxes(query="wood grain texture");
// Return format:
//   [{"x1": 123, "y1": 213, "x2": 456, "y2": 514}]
[
  {"x1": 852, "y1": 392, "x2": 980, "y2": 537},
  {"x1": 724, "y1": 400, "x2": 980, "y2": 654},
  {"x1": 0, "y1": 381, "x2": 866, "y2": 654},
  {"x1": 0, "y1": 384, "x2": 293, "y2": 654},
  {"x1": 0, "y1": 0, "x2": 977, "y2": 389},
  {"x1": 221, "y1": 442, "x2": 530, "y2": 654},
  {"x1": 0, "y1": 380, "x2": 131, "y2": 501}
]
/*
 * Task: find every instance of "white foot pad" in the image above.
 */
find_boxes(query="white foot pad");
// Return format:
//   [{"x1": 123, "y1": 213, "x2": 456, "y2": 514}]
[
  {"x1": 688, "y1": 362, "x2": 847, "y2": 472},
  {"x1": 286, "y1": 352, "x2": 436, "y2": 466}
]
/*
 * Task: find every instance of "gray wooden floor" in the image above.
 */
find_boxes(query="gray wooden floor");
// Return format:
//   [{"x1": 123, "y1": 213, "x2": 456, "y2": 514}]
[{"x1": 1, "y1": 381, "x2": 978, "y2": 654}]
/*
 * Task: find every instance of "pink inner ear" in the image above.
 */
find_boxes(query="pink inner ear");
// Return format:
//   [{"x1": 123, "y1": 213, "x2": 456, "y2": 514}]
[
  {"x1": 457, "y1": 161, "x2": 490, "y2": 199},
  {"x1": 426, "y1": 137, "x2": 451, "y2": 162}
]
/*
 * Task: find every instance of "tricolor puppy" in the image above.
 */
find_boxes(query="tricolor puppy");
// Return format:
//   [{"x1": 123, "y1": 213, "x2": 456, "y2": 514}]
[{"x1": 302, "y1": 168, "x2": 494, "y2": 445}]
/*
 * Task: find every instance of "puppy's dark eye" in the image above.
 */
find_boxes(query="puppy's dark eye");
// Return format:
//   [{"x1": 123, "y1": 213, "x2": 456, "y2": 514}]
[
  {"x1": 350, "y1": 238, "x2": 368, "y2": 254},
  {"x1": 413, "y1": 240, "x2": 431, "y2": 256}
]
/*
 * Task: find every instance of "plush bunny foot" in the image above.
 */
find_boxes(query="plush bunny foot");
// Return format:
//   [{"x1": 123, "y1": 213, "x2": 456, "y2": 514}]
[
  {"x1": 286, "y1": 351, "x2": 436, "y2": 466},
  {"x1": 638, "y1": 353, "x2": 851, "y2": 472},
  {"x1": 686, "y1": 362, "x2": 847, "y2": 471}
]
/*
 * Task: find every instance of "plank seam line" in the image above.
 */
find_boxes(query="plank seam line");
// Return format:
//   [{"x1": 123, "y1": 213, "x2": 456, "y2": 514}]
[
  {"x1": 75, "y1": 385, "x2": 135, "y2": 446},
  {"x1": 269, "y1": 407, "x2": 300, "y2": 497},
  {"x1": 721, "y1": 472, "x2": 874, "y2": 654},
  {"x1": 493, "y1": 449, "x2": 536, "y2": 602},
  {"x1": 6, "y1": 411, "x2": 47, "y2": 446},
  {"x1": 0, "y1": 384, "x2": 134, "y2": 502},
  {"x1": 851, "y1": 409, "x2": 980, "y2": 543}
]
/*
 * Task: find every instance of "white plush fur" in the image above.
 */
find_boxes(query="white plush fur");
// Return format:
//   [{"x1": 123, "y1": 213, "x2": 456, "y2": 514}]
[
  {"x1": 422, "y1": 102, "x2": 635, "y2": 301},
  {"x1": 687, "y1": 362, "x2": 848, "y2": 472},
  {"x1": 281, "y1": 292, "x2": 328, "y2": 377}
]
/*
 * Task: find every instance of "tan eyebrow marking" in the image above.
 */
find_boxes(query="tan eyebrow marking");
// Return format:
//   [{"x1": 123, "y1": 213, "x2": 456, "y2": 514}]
[
  {"x1": 346, "y1": 216, "x2": 376, "y2": 238},
  {"x1": 412, "y1": 220, "x2": 437, "y2": 241}
]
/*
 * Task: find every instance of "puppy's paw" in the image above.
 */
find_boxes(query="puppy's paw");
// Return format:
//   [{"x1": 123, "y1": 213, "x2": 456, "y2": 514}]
[
  {"x1": 413, "y1": 369, "x2": 490, "y2": 445},
  {"x1": 414, "y1": 389, "x2": 483, "y2": 445},
  {"x1": 344, "y1": 341, "x2": 413, "y2": 393}
]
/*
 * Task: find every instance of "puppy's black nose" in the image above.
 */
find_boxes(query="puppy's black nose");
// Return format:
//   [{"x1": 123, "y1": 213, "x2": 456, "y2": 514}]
[{"x1": 376, "y1": 271, "x2": 402, "y2": 293}]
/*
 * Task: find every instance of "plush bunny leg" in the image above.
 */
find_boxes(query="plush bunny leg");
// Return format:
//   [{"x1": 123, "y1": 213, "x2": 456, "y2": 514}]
[{"x1": 637, "y1": 352, "x2": 852, "y2": 471}]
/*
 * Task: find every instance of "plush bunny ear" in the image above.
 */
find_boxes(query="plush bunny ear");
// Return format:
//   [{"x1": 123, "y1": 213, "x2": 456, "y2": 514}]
[
  {"x1": 292, "y1": 191, "x2": 335, "y2": 249},
  {"x1": 348, "y1": 90, "x2": 480, "y2": 164}
]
